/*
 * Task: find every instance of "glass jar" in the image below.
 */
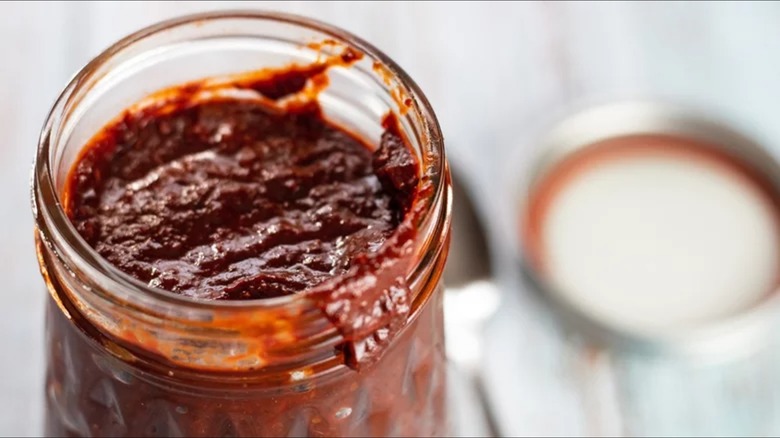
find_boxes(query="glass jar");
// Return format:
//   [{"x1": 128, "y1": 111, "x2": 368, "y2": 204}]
[{"x1": 32, "y1": 11, "x2": 451, "y2": 437}]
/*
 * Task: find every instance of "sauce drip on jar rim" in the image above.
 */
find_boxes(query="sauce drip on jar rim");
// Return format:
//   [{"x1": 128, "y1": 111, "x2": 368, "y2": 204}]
[{"x1": 62, "y1": 46, "x2": 422, "y2": 368}]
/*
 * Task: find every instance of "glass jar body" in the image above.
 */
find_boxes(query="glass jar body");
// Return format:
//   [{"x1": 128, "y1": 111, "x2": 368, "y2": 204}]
[
  {"x1": 42, "y1": 280, "x2": 447, "y2": 437},
  {"x1": 33, "y1": 11, "x2": 450, "y2": 438}
]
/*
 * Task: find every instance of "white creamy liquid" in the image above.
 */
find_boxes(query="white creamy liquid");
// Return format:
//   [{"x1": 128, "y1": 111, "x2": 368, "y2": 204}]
[{"x1": 538, "y1": 139, "x2": 780, "y2": 334}]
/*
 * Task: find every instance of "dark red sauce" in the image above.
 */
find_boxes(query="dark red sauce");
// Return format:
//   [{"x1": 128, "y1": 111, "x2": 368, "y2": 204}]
[
  {"x1": 63, "y1": 42, "x2": 419, "y2": 305},
  {"x1": 65, "y1": 98, "x2": 417, "y2": 301},
  {"x1": 42, "y1": 43, "x2": 446, "y2": 438}
]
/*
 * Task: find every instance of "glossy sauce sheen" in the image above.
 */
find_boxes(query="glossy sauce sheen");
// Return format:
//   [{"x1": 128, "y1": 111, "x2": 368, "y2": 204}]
[{"x1": 65, "y1": 83, "x2": 418, "y2": 302}]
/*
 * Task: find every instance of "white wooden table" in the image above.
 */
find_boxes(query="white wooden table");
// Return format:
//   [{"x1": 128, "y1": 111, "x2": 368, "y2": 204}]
[{"x1": 3, "y1": 2, "x2": 780, "y2": 436}]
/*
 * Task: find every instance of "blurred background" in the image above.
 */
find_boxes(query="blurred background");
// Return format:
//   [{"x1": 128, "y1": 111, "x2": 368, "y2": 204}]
[{"x1": 4, "y1": 1, "x2": 780, "y2": 436}]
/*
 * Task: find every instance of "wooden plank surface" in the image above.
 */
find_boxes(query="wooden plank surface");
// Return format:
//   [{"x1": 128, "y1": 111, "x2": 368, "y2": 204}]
[{"x1": 3, "y1": 1, "x2": 780, "y2": 436}]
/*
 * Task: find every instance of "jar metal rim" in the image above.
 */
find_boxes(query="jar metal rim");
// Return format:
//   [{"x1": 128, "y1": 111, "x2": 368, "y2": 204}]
[{"x1": 517, "y1": 100, "x2": 780, "y2": 359}]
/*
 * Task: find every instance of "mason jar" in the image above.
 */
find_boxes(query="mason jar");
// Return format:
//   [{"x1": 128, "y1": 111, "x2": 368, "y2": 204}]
[{"x1": 32, "y1": 11, "x2": 451, "y2": 437}]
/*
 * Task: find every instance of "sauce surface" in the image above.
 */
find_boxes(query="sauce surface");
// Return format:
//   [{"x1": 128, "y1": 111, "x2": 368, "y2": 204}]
[
  {"x1": 65, "y1": 97, "x2": 418, "y2": 301},
  {"x1": 62, "y1": 47, "x2": 426, "y2": 370}
]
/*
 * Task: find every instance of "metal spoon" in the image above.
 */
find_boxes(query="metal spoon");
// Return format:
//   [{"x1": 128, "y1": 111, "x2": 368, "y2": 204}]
[{"x1": 444, "y1": 172, "x2": 503, "y2": 437}]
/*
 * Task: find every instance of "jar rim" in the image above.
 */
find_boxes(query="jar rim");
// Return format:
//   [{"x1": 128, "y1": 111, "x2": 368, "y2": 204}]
[{"x1": 32, "y1": 10, "x2": 448, "y2": 315}]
